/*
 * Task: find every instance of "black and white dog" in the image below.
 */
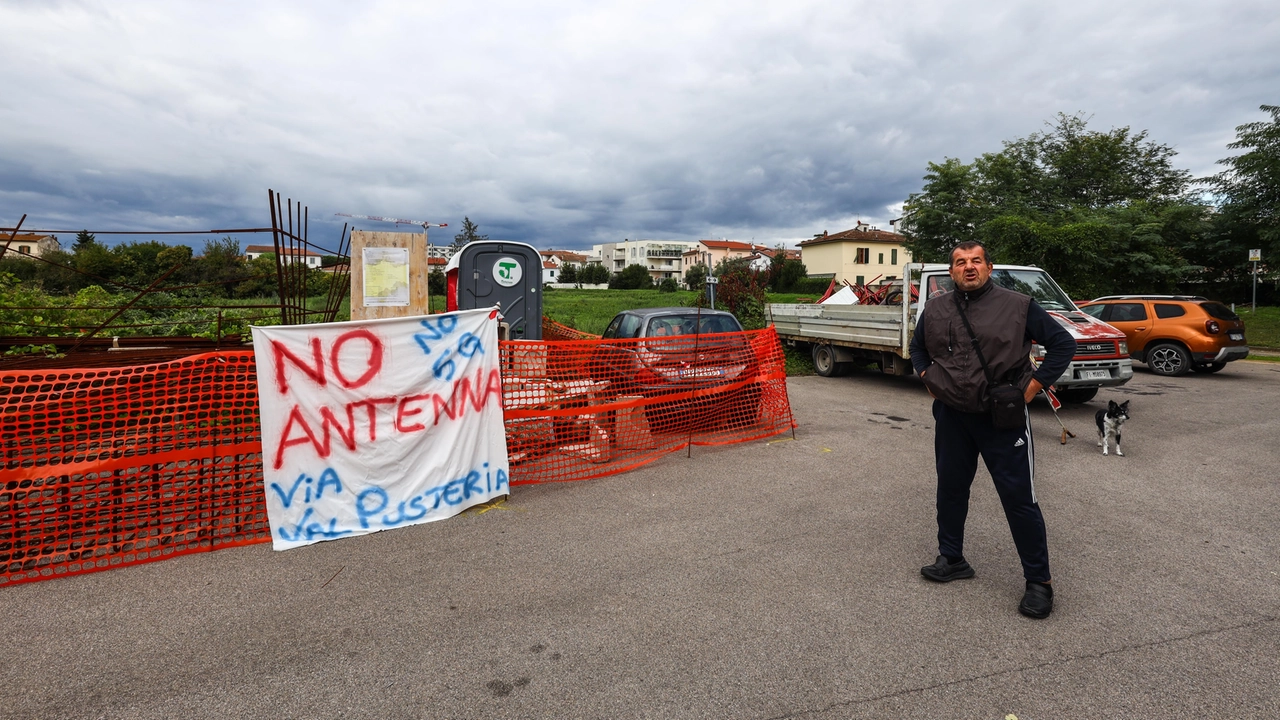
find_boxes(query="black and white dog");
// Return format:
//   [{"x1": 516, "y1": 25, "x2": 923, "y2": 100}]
[{"x1": 1095, "y1": 400, "x2": 1130, "y2": 456}]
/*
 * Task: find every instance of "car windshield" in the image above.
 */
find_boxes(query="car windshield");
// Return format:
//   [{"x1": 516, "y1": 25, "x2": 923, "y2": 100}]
[
  {"x1": 644, "y1": 314, "x2": 741, "y2": 337},
  {"x1": 927, "y1": 269, "x2": 1076, "y2": 311}
]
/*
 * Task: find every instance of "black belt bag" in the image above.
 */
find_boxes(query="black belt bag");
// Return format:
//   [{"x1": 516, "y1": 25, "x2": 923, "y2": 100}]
[
  {"x1": 955, "y1": 295, "x2": 1026, "y2": 430},
  {"x1": 986, "y1": 383, "x2": 1027, "y2": 429}
]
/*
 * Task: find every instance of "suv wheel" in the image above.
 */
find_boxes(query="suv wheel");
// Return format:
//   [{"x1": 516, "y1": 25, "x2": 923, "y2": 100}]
[
  {"x1": 1146, "y1": 343, "x2": 1191, "y2": 376},
  {"x1": 1056, "y1": 387, "x2": 1098, "y2": 403},
  {"x1": 812, "y1": 344, "x2": 850, "y2": 377},
  {"x1": 1192, "y1": 362, "x2": 1226, "y2": 374}
]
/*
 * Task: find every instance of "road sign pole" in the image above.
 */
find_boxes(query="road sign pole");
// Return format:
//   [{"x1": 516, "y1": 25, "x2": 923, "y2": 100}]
[{"x1": 1248, "y1": 249, "x2": 1262, "y2": 313}]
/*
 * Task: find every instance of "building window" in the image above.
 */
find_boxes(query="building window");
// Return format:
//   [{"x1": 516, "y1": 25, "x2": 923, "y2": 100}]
[
  {"x1": 891, "y1": 249, "x2": 898, "y2": 265},
  {"x1": 855, "y1": 248, "x2": 870, "y2": 264},
  {"x1": 856, "y1": 275, "x2": 865, "y2": 285},
  {"x1": 18, "y1": 245, "x2": 30, "y2": 254},
  {"x1": 878, "y1": 252, "x2": 884, "y2": 264}
]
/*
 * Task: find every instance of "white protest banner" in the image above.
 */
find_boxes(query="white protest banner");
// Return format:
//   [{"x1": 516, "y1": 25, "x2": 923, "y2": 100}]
[{"x1": 251, "y1": 307, "x2": 509, "y2": 550}]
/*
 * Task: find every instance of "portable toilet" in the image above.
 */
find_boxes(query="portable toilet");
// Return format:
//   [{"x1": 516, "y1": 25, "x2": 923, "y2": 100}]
[{"x1": 445, "y1": 241, "x2": 543, "y2": 340}]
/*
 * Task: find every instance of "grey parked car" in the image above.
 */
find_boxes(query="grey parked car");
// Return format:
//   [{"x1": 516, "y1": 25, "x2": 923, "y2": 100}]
[{"x1": 589, "y1": 308, "x2": 761, "y2": 433}]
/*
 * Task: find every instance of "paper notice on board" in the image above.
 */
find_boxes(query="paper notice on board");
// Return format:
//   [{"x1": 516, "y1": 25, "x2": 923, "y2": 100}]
[{"x1": 362, "y1": 247, "x2": 411, "y2": 307}]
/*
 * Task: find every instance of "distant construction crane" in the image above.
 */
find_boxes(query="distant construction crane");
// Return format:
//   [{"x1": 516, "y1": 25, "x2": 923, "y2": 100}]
[
  {"x1": 333, "y1": 213, "x2": 447, "y2": 231},
  {"x1": 335, "y1": 213, "x2": 450, "y2": 314}
]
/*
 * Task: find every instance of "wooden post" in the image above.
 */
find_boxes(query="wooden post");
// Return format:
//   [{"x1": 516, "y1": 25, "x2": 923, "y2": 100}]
[{"x1": 348, "y1": 230, "x2": 432, "y2": 321}]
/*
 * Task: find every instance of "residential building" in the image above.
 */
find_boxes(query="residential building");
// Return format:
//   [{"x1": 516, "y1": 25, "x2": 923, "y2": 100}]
[
  {"x1": 747, "y1": 247, "x2": 801, "y2": 272},
  {"x1": 426, "y1": 245, "x2": 456, "y2": 261},
  {"x1": 797, "y1": 223, "x2": 912, "y2": 284},
  {"x1": 244, "y1": 244, "x2": 322, "y2": 268},
  {"x1": 682, "y1": 240, "x2": 758, "y2": 273},
  {"x1": 591, "y1": 239, "x2": 700, "y2": 282},
  {"x1": 539, "y1": 250, "x2": 588, "y2": 283},
  {"x1": 2, "y1": 234, "x2": 61, "y2": 260}
]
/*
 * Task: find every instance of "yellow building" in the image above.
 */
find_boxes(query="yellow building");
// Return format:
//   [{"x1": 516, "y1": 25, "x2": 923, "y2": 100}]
[{"x1": 798, "y1": 224, "x2": 912, "y2": 284}]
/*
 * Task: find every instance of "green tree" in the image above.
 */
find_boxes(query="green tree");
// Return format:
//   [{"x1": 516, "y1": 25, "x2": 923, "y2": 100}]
[
  {"x1": 901, "y1": 113, "x2": 1202, "y2": 296},
  {"x1": 684, "y1": 263, "x2": 708, "y2": 290},
  {"x1": 73, "y1": 241, "x2": 117, "y2": 288},
  {"x1": 579, "y1": 263, "x2": 610, "y2": 284},
  {"x1": 197, "y1": 237, "x2": 250, "y2": 297},
  {"x1": 428, "y1": 268, "x2": 446, "y2": 297},
  {"x1": 706, "y1": 258, "x2": 767, "y2": 328},
  {"x1": 451, "y1": 217, "x2": 488, "y2": 249},
  {"x1": 1208, "y1": 104, "x2": 1280, "y2": 254},
  {"x1": 609, "y1": 263, "x2": 653, "y2": 289},
  {"x1": 767, "y1": 248, "x2": 808, "y2": 292},
  {"x1": 235, "y1": 254, "x2": 279, "y2": 298},
  {"x1": 558, "y1": 262, "x2": 578, "y2": 284},
  {"x1": 74, "y1": 230, "x2": 97, "y2": 250}
]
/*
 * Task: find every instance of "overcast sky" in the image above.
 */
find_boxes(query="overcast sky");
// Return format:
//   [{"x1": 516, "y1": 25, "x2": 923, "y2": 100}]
[{"x1": 1, "y1": 0, "x2": 1276, "y2": 252}]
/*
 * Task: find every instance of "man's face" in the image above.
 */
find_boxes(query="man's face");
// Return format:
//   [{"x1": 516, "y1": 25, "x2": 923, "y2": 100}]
[{"x1": 949, "y1": 246, "x2": 992, "y2": 292}]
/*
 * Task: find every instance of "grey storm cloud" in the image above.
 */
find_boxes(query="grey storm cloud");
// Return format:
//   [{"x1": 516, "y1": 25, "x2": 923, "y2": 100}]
[{"x1": 1, "y1": 0, "x2": 1277, "y2": 250}]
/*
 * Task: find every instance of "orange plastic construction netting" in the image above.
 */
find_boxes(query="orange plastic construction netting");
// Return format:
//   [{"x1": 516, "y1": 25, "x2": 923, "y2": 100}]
[
  {"x1": 501, "y1": 326, "x2": 795, "y2": 484},
  {"x1": 542, "y1": 317, "x2": 601, "y2": 341},
  {"x1": 1, "y1": 352, "x2": 270, "y2": 587},
  {"x1": 2, "y1": 327, "x2": 794, "y2": 586}
]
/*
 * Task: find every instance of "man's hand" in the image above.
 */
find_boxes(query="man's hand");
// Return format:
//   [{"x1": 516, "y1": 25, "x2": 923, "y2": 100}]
[
  {"x1": 921, "y1": 369, "x2": 936, "y2": 399},
  {"x1": 1024, "y1": 378, "x2": 1043, "y2": 404}
]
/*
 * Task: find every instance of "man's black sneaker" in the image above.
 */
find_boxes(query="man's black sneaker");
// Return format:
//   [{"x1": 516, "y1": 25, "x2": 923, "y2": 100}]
[
  {"x1": 1019, "y1": 581, "x2": 1054, "y2": 619},
  {"x1": 920, "y1": 555, "x2": 975, "y2": 582}
]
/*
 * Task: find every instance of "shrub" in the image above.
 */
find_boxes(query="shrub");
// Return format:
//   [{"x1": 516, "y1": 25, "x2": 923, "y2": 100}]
[
  {"x1": 703, "y1": 258, "x2": 768, "y2": 329},
  {"x1": 609, "y1": 263, "x2": 654, "y2": 289}
]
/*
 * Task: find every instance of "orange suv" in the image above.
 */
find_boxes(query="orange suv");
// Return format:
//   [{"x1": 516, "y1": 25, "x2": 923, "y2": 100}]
[{"x1": 1077, "y1": 295, "x2": 1248, "y2": 376}]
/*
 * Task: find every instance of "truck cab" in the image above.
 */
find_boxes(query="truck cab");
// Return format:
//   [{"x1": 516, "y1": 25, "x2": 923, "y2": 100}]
[{"x1": 766, "y1": 263, "x2": 1133, "y2": 403}]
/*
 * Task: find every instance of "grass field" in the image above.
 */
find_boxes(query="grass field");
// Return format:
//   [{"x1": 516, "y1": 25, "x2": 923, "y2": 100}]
[
  {"x1": 1235, "y1": 306, "x2": 1280, "y2": 349},
  {"x1": 542, "y1": 288, "x2": 820, "y2": 336}
]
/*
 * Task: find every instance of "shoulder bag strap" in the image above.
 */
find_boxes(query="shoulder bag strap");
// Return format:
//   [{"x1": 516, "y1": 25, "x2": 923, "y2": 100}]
[{"x1": 953, "y1": 292, "x2": 997, "y2": 385}]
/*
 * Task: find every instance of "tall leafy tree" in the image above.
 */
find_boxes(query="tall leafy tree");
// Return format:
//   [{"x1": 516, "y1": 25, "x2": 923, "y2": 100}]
[
  {"x1": 579, "y1": 263, "x2": 610, "y2": 284},
  {"x1": 197, "y1": 237, "x2": 252, "y2": 297},
  {"x1": 684, "y1": 263, "x2": 708, "y2": 290},
  {"x1": 451, "y1": 217, "x2": 488, "y2": 249},
  {"x1": 901, "y1": 113, "x2": 1202, "y2": 297},
  {"x1": 74, "y1": 230, "x2": 97, "y2": 250},
  {"x1": 558, "y1": 262, "x2": 578, "y2": 284},
  {"x1": 1208, "y1": 104, "x2": 1280, "y2": 253}
]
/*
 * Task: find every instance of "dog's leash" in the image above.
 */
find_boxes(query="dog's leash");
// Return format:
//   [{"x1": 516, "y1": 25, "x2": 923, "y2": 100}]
[
  {"x1": 1041, "y1": 388, "x2": 1077, "y2": 445},
  {"x1": 1030, "y1": 354, "x2": 1076, "y2": 445}
]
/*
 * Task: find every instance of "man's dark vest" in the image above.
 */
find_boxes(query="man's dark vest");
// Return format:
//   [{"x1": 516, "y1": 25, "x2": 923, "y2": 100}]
[{"x1": 919, "y1": 282, "x2": 1035, "y2": 414}]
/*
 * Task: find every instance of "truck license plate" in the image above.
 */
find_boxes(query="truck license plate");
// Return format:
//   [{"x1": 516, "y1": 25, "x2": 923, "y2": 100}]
[
  {"x1": 1229, "y1": 332, "x2": 1244, "y2": 340},
  {"x1": 680, "y1": 367, "x2": 725, "y2": 379},
  {"x1": 1080, "y1": 369, "x2": 1110, "y2": 380}
]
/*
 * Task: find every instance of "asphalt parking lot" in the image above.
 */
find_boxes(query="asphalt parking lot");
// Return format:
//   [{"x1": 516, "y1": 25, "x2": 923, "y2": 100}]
[{"x1": 3, "y1": 360, "x2": 1278, "y2": 719}]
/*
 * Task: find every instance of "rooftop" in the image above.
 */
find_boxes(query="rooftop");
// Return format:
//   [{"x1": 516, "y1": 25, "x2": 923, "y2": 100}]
[{"x1": 799, "y1": 225, "x2": 907, "y2": 247}]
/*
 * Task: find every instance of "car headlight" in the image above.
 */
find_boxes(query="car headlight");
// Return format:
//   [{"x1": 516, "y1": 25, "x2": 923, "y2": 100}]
[{"x1": 1118, "y1": 341, "x2": 1129, "y2": 355}]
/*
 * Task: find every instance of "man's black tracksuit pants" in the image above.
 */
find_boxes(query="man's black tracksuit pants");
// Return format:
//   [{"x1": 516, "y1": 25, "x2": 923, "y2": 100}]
[{"x1": 933, "y1": 399, "x2": 1051, "y2": 583}]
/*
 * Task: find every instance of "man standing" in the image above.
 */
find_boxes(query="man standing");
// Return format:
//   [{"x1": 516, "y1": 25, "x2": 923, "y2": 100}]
[{"x1": 908, "y1": 242, "x2": 1075, "y2": 618}]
